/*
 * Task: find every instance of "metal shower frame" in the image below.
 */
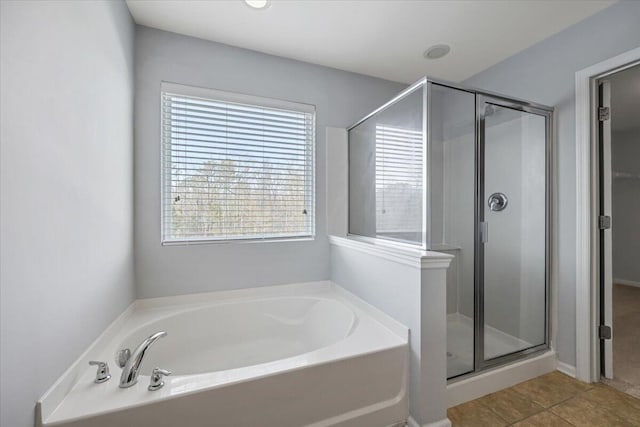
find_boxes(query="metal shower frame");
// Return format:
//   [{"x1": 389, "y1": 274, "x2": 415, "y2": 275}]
[{"x1": 347, "y1": 77, "x2": 554, "y2": 379}]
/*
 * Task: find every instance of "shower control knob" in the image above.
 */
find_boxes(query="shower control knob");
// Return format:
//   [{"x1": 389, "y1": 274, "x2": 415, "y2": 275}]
[
  {"x1": 488, "y1": 193, "x2": 508, "y2": 212},
  {"x1": 148, "y1": 367, "x2": 171, "y2": 391}
]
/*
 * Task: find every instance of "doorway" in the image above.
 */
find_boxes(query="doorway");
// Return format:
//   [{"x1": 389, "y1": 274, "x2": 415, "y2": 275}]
[{"x1": 597, "y1": 63, "x2": 640, "y2": 397}]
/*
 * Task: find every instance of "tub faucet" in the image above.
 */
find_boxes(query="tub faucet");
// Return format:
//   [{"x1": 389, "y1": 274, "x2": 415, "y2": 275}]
[{"x1": 117, "y1": 331, "x2": 167, "y2": 388}]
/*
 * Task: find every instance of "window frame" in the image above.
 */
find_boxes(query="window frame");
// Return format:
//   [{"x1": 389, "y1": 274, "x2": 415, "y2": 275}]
[{"x1": 160, "y1": 81, "x2": 316, "y2": 245}]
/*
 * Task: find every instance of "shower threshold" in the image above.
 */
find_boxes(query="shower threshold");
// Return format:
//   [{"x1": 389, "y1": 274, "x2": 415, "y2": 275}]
[{"x1": 446, "y1": 313, "x2": 534, "y2": 379}]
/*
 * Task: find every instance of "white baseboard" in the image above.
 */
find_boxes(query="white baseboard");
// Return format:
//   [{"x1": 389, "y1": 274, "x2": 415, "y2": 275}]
[
  {"x1": 614, "y1": 278, "x2": 640, "y2": 288},
  {"x1": 557, "y1": 361, "x2": 577, "y2": 378},
  {"x1": 407, "y1": 417, "x2": 451, "y2": 427}
]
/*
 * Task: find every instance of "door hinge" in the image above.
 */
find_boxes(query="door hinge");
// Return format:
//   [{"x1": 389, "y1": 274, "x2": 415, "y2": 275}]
[
  {"x1": 599, "y1": 215, "x2": 611, "y2": 230},
  {"x1": 599, "y1": 325, "x2": 612, "y2": 340},
  {"x1": 599, "y1": 107, "x2": 610, "y2": 121},
  {"x1": 480, "y1": 221, "x2": 489, "y2": 243}
]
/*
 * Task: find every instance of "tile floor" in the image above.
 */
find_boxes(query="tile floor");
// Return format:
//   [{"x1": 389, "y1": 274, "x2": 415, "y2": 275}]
[{"x1": 448, "y1": 371, "x2": 640, "y2": 426}]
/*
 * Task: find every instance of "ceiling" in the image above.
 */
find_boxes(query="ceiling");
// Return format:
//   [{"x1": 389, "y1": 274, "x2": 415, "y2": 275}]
[
  {"x1": 126, "y1": 0, "x2": 614, "y2": 84},
  {"x1": 609, "y1": 64, "x2": 640, "y2": 132}
]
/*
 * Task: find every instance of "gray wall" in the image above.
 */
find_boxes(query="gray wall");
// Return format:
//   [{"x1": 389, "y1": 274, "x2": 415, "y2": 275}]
[
  {"x1": 134, "y1": 26, "x2": 405, "y2": 298},
  {"x1": 0, "y1": 2, "x2": 136, "y2": 427},
  {"x1": 612, "y1": 128, "x2": 640, "y2": 283},
  {"x1": 464, "y1": 1, "x2": 640, "y2": 367}
]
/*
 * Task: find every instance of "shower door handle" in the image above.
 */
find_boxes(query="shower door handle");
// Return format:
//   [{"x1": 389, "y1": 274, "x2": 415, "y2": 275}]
[{"x1": 480, "y1": 222, "x2": 489, "y2": 243}]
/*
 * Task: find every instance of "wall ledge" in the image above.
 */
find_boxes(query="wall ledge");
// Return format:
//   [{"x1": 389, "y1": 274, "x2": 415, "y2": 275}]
[{"x1": 329, "y1": 235, "x2": 453, "y2": 270}]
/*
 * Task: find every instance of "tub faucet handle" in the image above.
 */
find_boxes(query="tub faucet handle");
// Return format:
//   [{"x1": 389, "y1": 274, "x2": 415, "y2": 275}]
[
  {"x1": 88, "y1": 361, "x2": 111, "y2": 383},
  {"x1": 148, "y1": 367, "x2": 171, "y2": 391}
]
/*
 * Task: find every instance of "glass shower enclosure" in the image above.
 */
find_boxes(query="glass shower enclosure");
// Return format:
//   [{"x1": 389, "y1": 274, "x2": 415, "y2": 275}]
[{"x1": 347, "y1": 78, "x2": 553, "y2": 379}]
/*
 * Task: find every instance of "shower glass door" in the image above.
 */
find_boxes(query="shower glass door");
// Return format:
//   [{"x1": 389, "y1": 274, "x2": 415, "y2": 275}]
[{"x1": 477, "y1": 96, "x2": 550, "y2": 367}]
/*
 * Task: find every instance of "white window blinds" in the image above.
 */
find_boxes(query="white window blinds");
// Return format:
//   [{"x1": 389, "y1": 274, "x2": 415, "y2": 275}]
[
  {"x1": 161, "y1": 83, "x2": 315, "y2": 243},
  {"x1": 375, "y1": 124, "x2": 423, "y2": 240}
]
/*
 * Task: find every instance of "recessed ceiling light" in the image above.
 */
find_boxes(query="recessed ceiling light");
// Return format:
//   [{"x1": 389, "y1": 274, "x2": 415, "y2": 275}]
[
  {"x1": 424, "y1": 44, "x2": 451, "y2": 60},
  {"x1": 245, "y1": 0, "x2": 270, "y2": 9}
]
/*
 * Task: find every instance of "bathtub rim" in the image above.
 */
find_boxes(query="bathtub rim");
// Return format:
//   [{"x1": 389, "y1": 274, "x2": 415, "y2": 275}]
[
  {"x1": 37, "y1": 280, "x2": 408, "y2": 426},
  {"x1": 116, "y1": 295, "x2": 360, "y2": 376}
]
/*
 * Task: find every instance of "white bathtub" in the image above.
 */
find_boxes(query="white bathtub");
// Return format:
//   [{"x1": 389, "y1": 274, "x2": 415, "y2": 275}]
[{"x1": 38, "y1": 282, "x2": 409, "y2": 427}]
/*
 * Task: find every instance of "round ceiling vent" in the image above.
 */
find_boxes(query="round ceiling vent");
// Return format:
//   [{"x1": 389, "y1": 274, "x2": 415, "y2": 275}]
[
  {"x1": 245, "y1": 0, "x2": 270, "y2": 10},
  {"x1": 424, "y1": 44, "x2": 451, "y2": 60}
]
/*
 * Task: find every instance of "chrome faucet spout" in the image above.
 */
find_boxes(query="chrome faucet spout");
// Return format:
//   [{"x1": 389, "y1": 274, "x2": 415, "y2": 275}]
[{"x1": 118, "y1": 331, "x2": 167, "y2": 388}]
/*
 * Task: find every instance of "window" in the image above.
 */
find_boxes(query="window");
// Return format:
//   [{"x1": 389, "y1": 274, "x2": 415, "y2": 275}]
[
  {"x1": 375, "y1": 124, "x2": 423, "y2": 242},
  {"x1": 161, "y1": 83, "x2": 315, "y2": 244}
]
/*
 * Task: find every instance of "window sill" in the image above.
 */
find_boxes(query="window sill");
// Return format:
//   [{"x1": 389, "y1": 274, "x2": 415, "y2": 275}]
[{"x1": 161, "y1": 236, "x2": 316, "y2": 246}]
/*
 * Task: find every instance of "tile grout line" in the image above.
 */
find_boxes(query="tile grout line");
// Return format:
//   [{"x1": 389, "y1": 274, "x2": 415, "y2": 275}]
[
  {"x1": 545, "y1": 382, "x2": 638, "y2": 426},
  {"x1": 508, "y1": 384, "x2": 584, "y2": 426},
  {"x1": 474, "y1": 387, "x2": 542, "y2": 426},
  {"x1": 449, "y1": 372, "x2": 640, "y2": 427},
  {"x1": 540, "y1": 386, "x2": 593, "y2": 427},
  {"x1": 471, "y1": 373, "x2": 596, "y2": 427}
]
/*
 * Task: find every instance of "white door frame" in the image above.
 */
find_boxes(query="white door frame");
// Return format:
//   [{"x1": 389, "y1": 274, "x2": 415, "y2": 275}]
[{"x1": 575, "y1": 47, "x2": 640, "y2": 383}]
